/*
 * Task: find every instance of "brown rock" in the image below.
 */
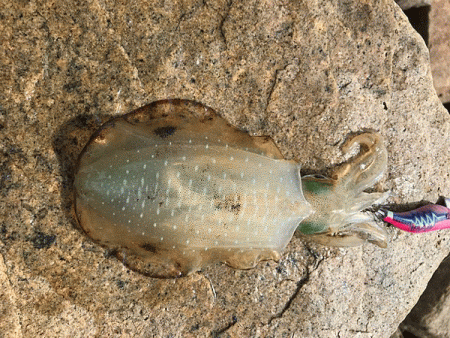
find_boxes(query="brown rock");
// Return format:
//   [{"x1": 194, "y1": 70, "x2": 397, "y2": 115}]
[
  {"x1": 430, "y1": 0, "x2": 450, "y2": 103},
  {"x1": 395, "y1": 0, "x2": 431, "y2": 10},
  {"x1": 401, "y1": 256, "x2": 450, "y2": 338},
  {"x1": 0, "y1": 0, "x2": 449, "y2": 337},
  {"x1": 390, "y1": 328, "x2": 404, "y2": 338}
]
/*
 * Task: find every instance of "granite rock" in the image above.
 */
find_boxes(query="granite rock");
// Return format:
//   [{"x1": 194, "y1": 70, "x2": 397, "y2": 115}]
[
  {"x1": 430, "y1": 0, "x2": 450, "y2": 103},
  {"x1": 1, "y1": 0, "x2": 449, "y2": 337},
  {"x1": 395, "y1": 0, "x2": 431, "y2": 10},
  {"x1": 390, "y1": 329, "x2": 405, "y2": 338},
  {"x1": 401, "y1": 255, "x2": 450, "y2": 338}
]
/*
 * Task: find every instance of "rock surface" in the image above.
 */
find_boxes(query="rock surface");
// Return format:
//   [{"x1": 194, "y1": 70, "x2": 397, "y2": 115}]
[
  {"x1": 1, "y1": 0, "x2": 449, "y2": 337},
  {"x1": 430, "y1": 0, "x2": 450, "y2": 103},
  {"x1": 401, "y1": 255, "x2": 450, "y2": 338},
  {"x1": 395, "y1": 0, "x2": 431, "y2": 10}
]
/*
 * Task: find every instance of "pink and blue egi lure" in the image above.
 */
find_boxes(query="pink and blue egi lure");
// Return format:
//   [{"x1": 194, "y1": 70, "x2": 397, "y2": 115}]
[{"x1": 382, "y1": 198, "x2": 450, "y2": 233}]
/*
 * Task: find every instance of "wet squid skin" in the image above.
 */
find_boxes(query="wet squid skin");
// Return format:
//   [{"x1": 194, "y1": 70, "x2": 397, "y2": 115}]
[{"x1": 74, "y1": 99, "x2": 388, "y2": 278}]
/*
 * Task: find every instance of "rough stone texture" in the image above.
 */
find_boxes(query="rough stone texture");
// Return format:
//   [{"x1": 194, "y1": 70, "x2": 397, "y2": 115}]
[
  {"x1": 1, "y1": 0, "x2": 449, "y2": 337},
  {"x1": 400, "y1": 255, "x2": 450, "y2": 338},
  {"x1": 395, "y1": 0, "x2": 431, "y2": 10},
  {"x1": 390, "y1": 329, "x2": 404, "y2": 338},
  {"x1": 430, "y1": 0, "x2": 450, "y2": 103}
]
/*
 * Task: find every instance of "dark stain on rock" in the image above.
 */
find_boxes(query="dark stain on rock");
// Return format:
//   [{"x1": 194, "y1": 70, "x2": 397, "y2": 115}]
[
  {"x1": 116, "y1": 279, "x2": 126, "y2": 289},
  {"x1": 31, "y1": 231, "x2": 56, "y2": 249},
  {"x1": 35, "y1": 208, "x2": 48, "y2": 221}
]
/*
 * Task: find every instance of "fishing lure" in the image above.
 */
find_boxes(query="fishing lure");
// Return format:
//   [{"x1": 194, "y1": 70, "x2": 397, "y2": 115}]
[
  {"x1": 74, "y1": 99, "x2": 389, "y2": 277},
  {"x1": 381, "y1": 198, "x2": 450, "y2": 233}
]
